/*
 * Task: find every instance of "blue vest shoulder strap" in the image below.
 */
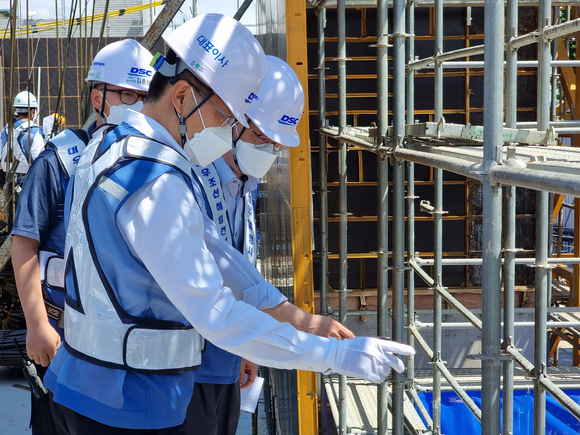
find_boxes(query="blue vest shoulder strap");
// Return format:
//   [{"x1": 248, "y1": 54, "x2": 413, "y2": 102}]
[{"x1": 48, "y1": 128, "x2": 90, "y2": 179}]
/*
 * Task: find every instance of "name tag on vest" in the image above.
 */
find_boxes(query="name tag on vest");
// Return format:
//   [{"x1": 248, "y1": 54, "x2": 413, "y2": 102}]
[{"x1": 191, "y1": 164, "x2": 233, "y2": 245}]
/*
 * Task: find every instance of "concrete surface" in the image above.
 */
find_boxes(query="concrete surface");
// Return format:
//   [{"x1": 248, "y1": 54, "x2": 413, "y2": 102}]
[{"x1": 0, "y1": 366, "x2": 269, "y2": 435}]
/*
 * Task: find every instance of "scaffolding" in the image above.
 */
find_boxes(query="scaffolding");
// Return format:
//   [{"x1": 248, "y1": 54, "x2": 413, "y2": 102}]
[{"x1": 314, "y1": 0, "x2": 580, "y2": 434}]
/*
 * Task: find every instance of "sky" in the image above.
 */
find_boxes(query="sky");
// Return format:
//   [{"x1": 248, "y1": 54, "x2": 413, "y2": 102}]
[{"x1": 0, "y1": 0, "x2": 257, "y2": 32}]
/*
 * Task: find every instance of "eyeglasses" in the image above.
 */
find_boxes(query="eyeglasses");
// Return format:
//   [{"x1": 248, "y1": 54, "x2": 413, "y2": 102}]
[
  {"x1": 101, "y1": 88, "x2": 148, "y2": 105},
  {"x1": 247, "y1": 122, "x2": 285, "y2": 152},
  {"x1": 203, "y1": 94, "x2": 238, "y2": 128},
  {"x1": 248, "y1": 125, "x2": 271, "y2": 146}
]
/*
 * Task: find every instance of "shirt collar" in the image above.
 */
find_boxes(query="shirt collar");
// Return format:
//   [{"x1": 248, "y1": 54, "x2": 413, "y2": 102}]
[
  {"x1": 124, "y1": 109, "x2": 188, "y2": 159},
  {"x1": 212, "y1": 156, "x2": 237, "y2": 184}
]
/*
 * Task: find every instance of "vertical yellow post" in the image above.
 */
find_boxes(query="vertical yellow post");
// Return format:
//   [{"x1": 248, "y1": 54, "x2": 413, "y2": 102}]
[{"x1": 286, "y1": 0, "x2": 318, "y2": 433}]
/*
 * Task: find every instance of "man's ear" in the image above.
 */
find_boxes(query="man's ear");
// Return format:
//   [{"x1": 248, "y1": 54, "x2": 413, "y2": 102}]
[
  {"x1": 90, "y1": 88, "x2": 103, "y2": 113},
  {"x1": 172, "y1": 80, "x2": 193, "y2": 117}
]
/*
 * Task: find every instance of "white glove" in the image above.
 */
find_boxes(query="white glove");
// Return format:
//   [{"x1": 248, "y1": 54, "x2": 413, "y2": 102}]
[{"x1": 326, "y1": 337, "x2": 415, "y2": 384}]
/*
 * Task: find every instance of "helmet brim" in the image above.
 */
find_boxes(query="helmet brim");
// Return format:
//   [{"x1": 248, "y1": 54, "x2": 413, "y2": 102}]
[{"x1": 251, "y1": 117, "x2": 300, "y2": 147}]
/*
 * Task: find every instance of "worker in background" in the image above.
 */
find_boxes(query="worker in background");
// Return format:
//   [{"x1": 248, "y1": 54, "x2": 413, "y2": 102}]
[
  {"x1": 44, "y1": 14, "x2": 414, "y2": 434},
  {"x1": 11, "y1": 39, "x2": 152, "y2": 435},
  {"x1": 189, "y1": 55, "x2": 311, "y2": 435},
  {"x1": 0, "y1": 91, "x2": 45, "y2": 177}
]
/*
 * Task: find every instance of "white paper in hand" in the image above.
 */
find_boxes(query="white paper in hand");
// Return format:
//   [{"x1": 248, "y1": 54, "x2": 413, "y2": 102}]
[{"x1": 240, "y1": 375, "x2": 264, "y2": 413}]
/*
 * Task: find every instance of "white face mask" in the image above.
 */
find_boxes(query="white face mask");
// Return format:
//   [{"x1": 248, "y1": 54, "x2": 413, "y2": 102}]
[
  {"x1": 105, "y1": 101, "x2": 143, "y2": 125},
  {"x1": 233, "y1": 140, "x2": 279, "y2": 178},
  {"x1": 181, "y1": 87, "x2": 233, "y2": 167},
  {"x1": 184, "y1": 126, "x2": 233, "y2": 167}
]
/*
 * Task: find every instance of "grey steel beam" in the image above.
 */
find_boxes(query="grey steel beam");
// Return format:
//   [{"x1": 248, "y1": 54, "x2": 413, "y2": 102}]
[
  {"x1": 317, "y1": 7, "x2": 328, "y2": 319},
  {"x1": 232, "y1": 0, "x2": 253, "y2": 20},
  {"x1": 391, "y1": 0, "x2": 406, "y2": 433},
  {"x1": 404, "y1": 122, "x2": 557, "y2": 146},
  {"x1": 376, "y1": 0, "x2": 390, "y2": 431},
  {"x1": 140, "y1": 0, "x2": 186, "y2": 50},
  {"x1": 337, "y1": 0, "x2": 348, "y2": 433}
]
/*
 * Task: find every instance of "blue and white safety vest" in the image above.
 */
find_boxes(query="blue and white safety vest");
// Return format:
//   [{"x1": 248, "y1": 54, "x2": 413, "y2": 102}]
[
  {"x1": 1, "y1": 119, "x2": 43, "y2": 174},
  {"x1": 38, "y1": 128, "x2": 89, "y2": 329},
  {"x1": 190, "y1": 161, "x2": 257, "y2": 384},
  {"x1": 63, "y1": 125, "x2": 203, "y2": 372}
]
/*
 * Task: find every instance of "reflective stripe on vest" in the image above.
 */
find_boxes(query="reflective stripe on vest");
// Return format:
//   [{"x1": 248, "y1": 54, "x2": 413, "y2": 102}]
[
  {"x1": 242, "y1": 192, "x2": 257, "y2": 266},
  {"x1": 65, "y1": 133, "x2": 202, "y2": 372}
]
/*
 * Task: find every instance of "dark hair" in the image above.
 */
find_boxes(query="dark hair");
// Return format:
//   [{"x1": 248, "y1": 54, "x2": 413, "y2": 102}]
[{"x1": 147, "y1": 49, "x2": 211, "y2": 103}]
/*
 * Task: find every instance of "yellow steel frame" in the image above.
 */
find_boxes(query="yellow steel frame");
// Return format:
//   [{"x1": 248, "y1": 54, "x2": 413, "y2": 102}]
[{"x1": 286, "y1": 0, "x2": 318, "y2": 433}]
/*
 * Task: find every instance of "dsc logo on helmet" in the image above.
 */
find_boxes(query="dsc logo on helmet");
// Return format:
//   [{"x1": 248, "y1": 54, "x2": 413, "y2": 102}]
[
  {"x1": 245, "y1": 92, "x2": 259, "y2": 104},
  {"x1": 278, "y1": 115, "x2": 298, "y2": 126},
  {"x1": 129, "y1": 67, "x2": 152, "y2": 77}
]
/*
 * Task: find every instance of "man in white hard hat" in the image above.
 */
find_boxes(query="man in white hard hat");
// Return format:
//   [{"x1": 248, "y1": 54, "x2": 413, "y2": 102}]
[
  {"x1": 11, "y1": 39, "x2": 152, "y2": 435},
  {"x1": 187, "y1": 55, "x2": 309, "y2": 435},
  {"x1": 0, "y1": 91, "x2": 44, "y2": 177},
  {"x1": 44, "y1": 14, "x2": 413, "y2": 434}
]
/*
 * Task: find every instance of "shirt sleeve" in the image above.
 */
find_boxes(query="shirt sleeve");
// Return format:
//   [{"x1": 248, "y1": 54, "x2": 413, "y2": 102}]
[
  {"x1": 116, "y1": 172, "x2": 336, "y2": 373},
  {"x1": 30, "y1": 129, "x2": 46, "y2": 161},
  {"x1": 201, "y1": 213, "x2": 287, "y2": 309},
  {"x1": 12, "y1": 150, "x2": 62, "y2": 243}
]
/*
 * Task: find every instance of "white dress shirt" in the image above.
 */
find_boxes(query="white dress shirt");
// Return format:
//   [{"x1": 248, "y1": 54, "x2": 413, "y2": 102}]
[
  {"x1": 213, "y1": 156, "x2": 258, "y2": 250},
  {"x1": 115, "y1": 110, "x2": 335, "y2": 372}
]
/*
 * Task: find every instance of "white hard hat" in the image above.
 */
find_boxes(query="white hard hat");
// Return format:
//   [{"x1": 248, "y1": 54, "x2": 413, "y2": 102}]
[
  {"x1": 161, "y1": 13, "x2": 269, "y2": 128},
  {"x1": 86, "y1": 39, "x2": 153, "y2": 92},
  {"x1": 245, "y1": 56, "x2": 304, "y2": 147},
  {"x1": 13, "y1": 91, "x2": 38, "y2": 109}
]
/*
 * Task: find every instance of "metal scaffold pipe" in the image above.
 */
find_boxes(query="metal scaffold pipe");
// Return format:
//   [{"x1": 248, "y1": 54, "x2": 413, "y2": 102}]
[
  {"x1": 432, "y1": 1, "x2": 443, "y2": 434},
  {"x1": 415, "y1": 257, "x2": 580, "y2": 266},
  {"x1": 376, "y1": 0, "x2": 390, "y2": 430},
  {"x1": 337, "y1": 0, "x2": 348, "y2": 433},
  {"x1": 481, "y1": 1, "x2": 504, "y2": 435},
  {"x1": 413, "y1": 60, "x2": 580, "y2": 69},
  {"x1": 534, "y1": 2, "x2": 552, "y2": 433},
  {"x1": 509, "y1": 17, "x2": 580, "y2": 50},
  {"x1": 391, "y1": 0, "x2": 406, "y2": 433},
  {"x1": 317, "y1": 5, "x2": 328, "y2": 319},
  {"x1": 408, "y1": 44, "x2": 485, "y2": 70},
  {"x1": 405, "y1": 0, "x2": 416, "y2": 405}
]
